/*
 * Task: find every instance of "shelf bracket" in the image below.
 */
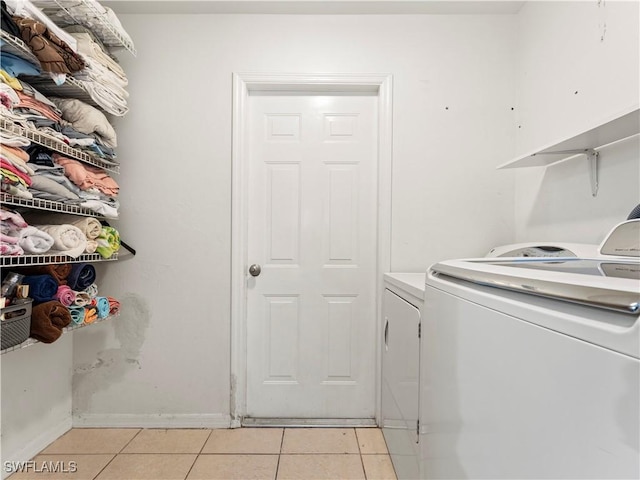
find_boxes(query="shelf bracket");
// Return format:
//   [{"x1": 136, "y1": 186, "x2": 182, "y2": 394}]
[
  {"x1": 587, "y1": 149, "x2": 599, "y2": 197},
  {"x1": 540, "y1": 147, "x2": 600, "y2": 197}
]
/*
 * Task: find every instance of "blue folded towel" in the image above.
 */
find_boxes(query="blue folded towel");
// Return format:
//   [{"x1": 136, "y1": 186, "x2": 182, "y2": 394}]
[
  {"x1": 94, "y1": 296, "x2": 110, "y2": 319},
  {"x1": 66, "y1": 263, "x2": 96, "y2": 291},
  {"x1": 68, "y1": 306, "x2": 85, "y2": 325},
  {"x1": 22, "y1": 275, "x2": 58, "y2": 304}
]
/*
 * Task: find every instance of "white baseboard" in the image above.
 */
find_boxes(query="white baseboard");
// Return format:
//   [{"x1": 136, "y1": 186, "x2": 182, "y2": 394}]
[
  {"x1": 2, "y1": 418, "x2": 72, "y2": 480},
  {"x1": 72, "y1": 413, "x2": 231, "y2": 429}
]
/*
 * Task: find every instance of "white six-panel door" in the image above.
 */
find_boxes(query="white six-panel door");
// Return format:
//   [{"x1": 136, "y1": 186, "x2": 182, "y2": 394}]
[{"x1": 246, "y1": 94, "x2": 378, "y2": 419}]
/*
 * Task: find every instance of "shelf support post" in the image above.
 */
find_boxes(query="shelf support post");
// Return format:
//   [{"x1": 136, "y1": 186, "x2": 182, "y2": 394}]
[{"x1": 587, "y1": 149, "x2": 599, "y2": 197}]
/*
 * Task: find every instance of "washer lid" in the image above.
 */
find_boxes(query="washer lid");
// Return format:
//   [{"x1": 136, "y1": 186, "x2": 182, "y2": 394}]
[{"x1": 431, "y1": 258, "x2": 640, "y2": 314}]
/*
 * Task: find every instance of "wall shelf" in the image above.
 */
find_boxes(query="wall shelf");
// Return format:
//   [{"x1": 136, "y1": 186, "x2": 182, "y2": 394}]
[
  {"x1": 0, "y1": 118, "x2": 119, "y2": 174},
  {"x1": 0, "y1": 312, "x2": 119, "y2": 355},
  {"x1": 31, "y1": 0, "x2": 136, "y2": 56},
  {"x1": 497, "y1": 105, "x2": 640, "y2": 196},
  {"x1": 21, "y1": 76, "x2": 103, "y2": 111},
  {"x1": 1, "y1": 252, "x2": 118, "y2": 267},
  {"x1": 0, "y1": 193, "x2": 109, "y2": 218},
  {"x1": 0, "y1": 31, "x2": 41, "y2": 68}
]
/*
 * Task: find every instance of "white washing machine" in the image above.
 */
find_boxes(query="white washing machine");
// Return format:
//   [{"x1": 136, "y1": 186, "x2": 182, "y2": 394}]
[
  {"x1": 420, "y1": 220, "x2": 640, "y2": 479},
  {"x1": 381, "y1": 273, "x2": 425, "y2": 480}
]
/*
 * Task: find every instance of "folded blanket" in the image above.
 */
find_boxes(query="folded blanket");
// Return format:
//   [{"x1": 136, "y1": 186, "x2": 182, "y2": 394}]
[
  {"x1": 68, "y1": 305, "x2": 85, "y2": 325},
  {"x1": 72, "y1": 291, "x2": 91, "y2": 307},
  {"x1": 18, "y1": 226, "x2": 54, "y2": 254},
  {"x1": 35, "y1": 224, "x2": 87, "y2": 258},
  {"x1": 50, "y1": 97, "x2": 117, "y2": 148},
  {"x1": 96, "y1": 226, "x2": 120, "y2": 258},
  {"x1": 54, "y1": 285, "x2": 76, "y2": 307},
  {"x1": 19, "y1": 264, "x2": 72, "y2": 285},
  {"x1": 83, "y1": 306, "x2": 97, "y2": 325},
  {"x1": 0, "y1": 209, "x2": 28, "y2": 229},
  {"x1": 66, "y1": 263, "x2": 96, "y2": 291},
  {"x1": 30, "y1": 300, "x2": 71, "y2": 343},
  {"x1": 107, "y1": 296, "x2": 120, "y2": 316},
  {"x1": 21, "y1": 274, "x2": 58, "y2": 303},
  {"x1": 91, "y1": 296, "x2": 110, "y2": 319}
]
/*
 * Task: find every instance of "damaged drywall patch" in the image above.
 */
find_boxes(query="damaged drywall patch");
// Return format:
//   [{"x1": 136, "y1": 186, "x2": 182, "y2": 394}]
[{"x1": 72, "y1": 293, "x2": 150, "y2": 415}]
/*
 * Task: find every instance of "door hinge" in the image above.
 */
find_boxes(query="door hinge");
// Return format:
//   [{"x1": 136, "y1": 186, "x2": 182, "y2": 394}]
[
  {"x1": 416, "y1": 419, "x2": 420, "y2": 436},
  {"x1": 418, "y1": 323, "x2": 421, "y2": 339}
]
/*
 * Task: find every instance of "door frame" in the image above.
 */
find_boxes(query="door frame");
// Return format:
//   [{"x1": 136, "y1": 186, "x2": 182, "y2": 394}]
[{"x1": 230, "y1": 72, "x2": 393, "y2": 427}]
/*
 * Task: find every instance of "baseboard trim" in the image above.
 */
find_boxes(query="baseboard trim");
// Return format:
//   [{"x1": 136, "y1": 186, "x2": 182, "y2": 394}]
[
  {"x1": 72, "y1": 413, "x2": 231, "y2": 429},
  {"x1": 242, "y1": 417, "x2": 377, "y2": 427},
  {"x1": 2, "y1": 418, "x2": 72, "y2": 480}
]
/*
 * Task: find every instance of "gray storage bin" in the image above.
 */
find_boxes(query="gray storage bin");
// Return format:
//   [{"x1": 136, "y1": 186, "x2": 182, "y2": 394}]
[{"x1": 1, "y1": 300, "x2": 33, "y2": 350}]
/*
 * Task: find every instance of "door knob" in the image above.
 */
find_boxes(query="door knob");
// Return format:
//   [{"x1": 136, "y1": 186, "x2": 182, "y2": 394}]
[{"x1": 249, "y1": 264, "x2": 262, "y2": 277}]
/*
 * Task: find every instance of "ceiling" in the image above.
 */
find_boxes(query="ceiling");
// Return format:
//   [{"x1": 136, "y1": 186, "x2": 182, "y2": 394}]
[{"x1": 102, "y1": 0, "x2": 526, "y2": 15}]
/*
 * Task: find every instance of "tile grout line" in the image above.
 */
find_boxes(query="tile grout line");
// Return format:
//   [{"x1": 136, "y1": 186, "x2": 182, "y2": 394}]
[
  {"x1": 183, "y1": 428, "x2": 214, "y2": 480},
  {"x1": 91, "y1": 428, "x2": 143, "y2": 480},
  {"x1": 354, "y1": 428, "x2": 369, "y2": 480},
  {"x1": 274, "y1": 427, "x2": 286, "y2": 479}
]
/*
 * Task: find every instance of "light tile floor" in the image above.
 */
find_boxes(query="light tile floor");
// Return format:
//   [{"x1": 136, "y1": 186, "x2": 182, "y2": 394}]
[{"x1": 8, "y1": 427, "x2": 397, "y2": 480}]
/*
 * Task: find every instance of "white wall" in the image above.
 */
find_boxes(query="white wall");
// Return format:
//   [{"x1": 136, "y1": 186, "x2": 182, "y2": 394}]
[
  {"x1": 513, "y1": 1, "x2": 640, "y2": 243},
  {"x1": 72, "y1": 13, "x2": 516, "y2": 425},
  {"x1": 1, "y1": 337, "x2": 73, "y2": 478}
]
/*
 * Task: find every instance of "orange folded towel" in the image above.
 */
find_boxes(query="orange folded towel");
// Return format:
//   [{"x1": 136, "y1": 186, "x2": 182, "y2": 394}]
[{"x1": 84, "y1": 306, "x2": 97, "y2": 324}]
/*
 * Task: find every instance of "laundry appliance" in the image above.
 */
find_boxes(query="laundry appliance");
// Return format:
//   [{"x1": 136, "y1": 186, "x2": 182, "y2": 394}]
[
  {"x1": 420, "y1": 219, "x2": 640, "y2": 479},
  {"x1": 381, "y1": 273, "x2": 424, "y2": 480}
]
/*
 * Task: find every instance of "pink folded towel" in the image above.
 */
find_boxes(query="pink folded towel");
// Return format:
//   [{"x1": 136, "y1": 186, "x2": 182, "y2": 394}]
[{"x1": 54, "y1": 285, "x2": 76, "y2": 307}]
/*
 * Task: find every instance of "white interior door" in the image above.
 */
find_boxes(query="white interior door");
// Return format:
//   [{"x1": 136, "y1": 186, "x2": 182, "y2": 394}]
[{"x1": 245, "y1": 93, "x2": 378, "y2": 419}]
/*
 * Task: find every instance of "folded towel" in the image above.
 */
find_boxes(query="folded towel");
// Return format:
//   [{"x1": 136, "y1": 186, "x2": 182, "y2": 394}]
[
  {"x1": 84, "y1": 283, "x2": 98, "y2": 299},
  {"x1": 30, "y1": 300, "x2": 71, "y2": 343},
  {"x1": 91, "y1": 296, "x2": 109, "y2": 318},
  {"x1": 19, "y1": 264, "x2": 72, "y2": 285},
  {"x1": 85, "y1": 239, "x2": 97, "y2": 253},
  {"x1": 107, "y1": 296, "x2": 120, "y2": 316},
  {"x1": 21, "y1": 275, "x2": 58, "y2": 303},
  {"x1": 68, "y1": 305, "x2": 85, "y2": 325},
  {"x1": 66, "y1": 263, "x2": 96, "y2": 291},
  {"x1": 84, "y1": 306, "x2": 97, "y2": 324},
  {"x1": 18, "y1": 226, "x2": 54, "y2": 254},
  {"x1": 74, "y1": 217, "x2": 102, "y2": 240},
  {"x1": 54, "y1": 285, "x2": 76, "y2": 307},
  {"x1": 73, "y1": 291, "x2": 91, "y2": 307},
  {"x1": 35, "y1": 224, "x2": 87, "y2": 258},
  {"x1": 96, "y1": 226, "x2": 120, "y2": 258}
]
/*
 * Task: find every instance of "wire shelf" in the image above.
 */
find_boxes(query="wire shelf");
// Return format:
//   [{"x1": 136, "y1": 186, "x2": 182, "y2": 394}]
[
  {"x1": 1, "y1": 252, "x2": 118, "y2": 267},
  {"x1": 22, "y1": 76, "x2": 103, "y2": 111},
  {"x1": 31, "y1": 0, "x2": 136, "y2": 56},
  {"x1": 0, "y1": 31, "x2": 41, "y2": 68},
  {"x1": 0, "y1": 193, "x2": 112, "y2": 218},
  {"x1": 1, "y1": 312, "x2": 119, "y2": 355},
  {"x1": 0, "y1": 118, "x2": 120, "y2": 174}
]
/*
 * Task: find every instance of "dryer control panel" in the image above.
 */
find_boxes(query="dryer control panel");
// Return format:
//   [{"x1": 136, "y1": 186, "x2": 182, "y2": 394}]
[{"x1": 486, "y1": 243, "x2": 599, "y2": 258}]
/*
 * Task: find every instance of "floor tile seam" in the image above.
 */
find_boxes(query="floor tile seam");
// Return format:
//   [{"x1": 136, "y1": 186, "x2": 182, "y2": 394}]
[
  {"x1": 117, "y1": 428, "x2": 143, "y2": 454},
  {"x1": 90, "y1": 453, "x2": 118, "y2": 480}
]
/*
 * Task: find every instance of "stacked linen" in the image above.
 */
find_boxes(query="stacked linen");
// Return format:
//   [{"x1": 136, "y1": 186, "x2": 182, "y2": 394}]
[
  {"x1": 1, "y1": 208, "x2": 54, "y2": 255},
  {"x1": 49, "y1": 97, "x2": 118, "y2": 163},
  {"x1": 34, "y1": 223, "x2": 86, "y2": 257},
  {"x1": 25, "y1": 213, "x2": 103, "y2": 254},
  {"x1": 0, "y1": 208, "x2": 27, "y2": 255},
  {"x1": 54, "y1": 154, "x2": 119, "y2": 197},
  {"x1": 64, "y1": 25, "x2": 129, "y2": 116},
  {"x1": 1, "y1": 144, "x2": 34, "y2": 198}
]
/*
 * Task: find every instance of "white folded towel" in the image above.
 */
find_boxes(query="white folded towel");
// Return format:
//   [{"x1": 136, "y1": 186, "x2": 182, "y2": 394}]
[
  {"x1": 35, "y1": 224, "x2": 87, "y2": 258},
  {"x1": 18, "y1": 226, "x2": 54, "y2": 254}
]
